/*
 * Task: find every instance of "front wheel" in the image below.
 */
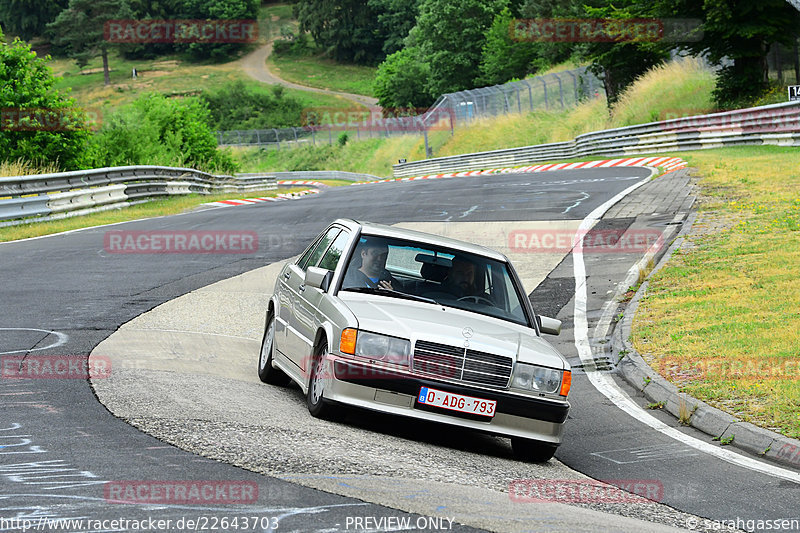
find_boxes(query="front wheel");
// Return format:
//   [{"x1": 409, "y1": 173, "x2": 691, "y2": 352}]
[
  {"x1": 306, "y1": 340, "x2": 339, "y2": 419},
  {"x1": 258, "y1": 312, "x2": 290, "y2": 385},
  {"x1": 511, "y1": 437, "x2": 558, "y2": 463}
]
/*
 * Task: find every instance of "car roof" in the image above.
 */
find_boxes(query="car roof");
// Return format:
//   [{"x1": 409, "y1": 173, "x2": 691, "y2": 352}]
[{"x1": 334, "y1": 218, "x2": 507, "y2": 262}]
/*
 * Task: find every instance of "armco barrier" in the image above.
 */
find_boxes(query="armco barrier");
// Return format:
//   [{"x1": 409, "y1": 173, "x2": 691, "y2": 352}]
[
  {"x1": 392, "y1": 101, "x2": 800, "y2": 177},
  {"x1": 0, "y1": 166, "x2": 276, "y2": 224}
]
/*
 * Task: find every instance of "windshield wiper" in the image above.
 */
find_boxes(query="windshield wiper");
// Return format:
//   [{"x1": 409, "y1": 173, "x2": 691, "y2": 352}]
[{"x1": 343, "y1": 286, "x2": 438, "y2": 305}]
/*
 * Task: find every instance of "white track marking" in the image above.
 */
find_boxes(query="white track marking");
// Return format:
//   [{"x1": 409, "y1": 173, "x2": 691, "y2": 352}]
[
  {"x1": 0, "y1": 328, "x2": 69, "y2": 355},
  {"x1": 571, "y1": 170, "x2": 800, "y2": 485}
]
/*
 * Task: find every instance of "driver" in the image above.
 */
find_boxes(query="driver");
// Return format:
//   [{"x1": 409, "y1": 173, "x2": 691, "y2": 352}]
[
  {"x1": 343, "y1": 239, "x2": 399, "y2": 290},
  {"x1": 442, "y1": 256, "x2": 478, "y2": 298}
]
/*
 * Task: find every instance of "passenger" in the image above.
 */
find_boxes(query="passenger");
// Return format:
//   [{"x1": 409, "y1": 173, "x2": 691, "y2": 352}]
[{"x1": 343, "y1": 240, "x2": 399, "y2": 290}]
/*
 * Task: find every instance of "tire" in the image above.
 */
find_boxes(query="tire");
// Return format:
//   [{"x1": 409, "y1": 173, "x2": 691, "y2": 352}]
[
  {"x1": 511, "y1": 437, "x2": 558, "y2": 463},
  {"x1": 258, "y1": 311, "x2": 290, "y2": 386},
  {"x1": 306, "y1": 340, "x2": 339, "y2": 419}
]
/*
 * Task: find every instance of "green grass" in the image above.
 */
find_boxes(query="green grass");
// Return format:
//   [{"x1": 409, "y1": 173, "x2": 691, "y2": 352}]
[
  {"x1": 49, "y1": 51, "x2": 359, "y2": 114},
  {"x1": 633, "y1": 146, "x2": 800, "y2": 438},
  {"x1": 236, "y1": 58, "x2": 718, "y2": 175},
  {"x1": 267, "y1": 53, "x2": 377, "y2": 97},
  {"x1": 0, "y1": 184, "x2": 344, "y2": 242}
]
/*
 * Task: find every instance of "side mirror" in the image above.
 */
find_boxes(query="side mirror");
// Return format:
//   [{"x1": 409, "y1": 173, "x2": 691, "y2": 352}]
[
  {"x1": 305, "y1": 266, "x2": 333, "y2": 292},
  {"x1": 537, "y1": 316, "x2": 562, "y2": 336}
]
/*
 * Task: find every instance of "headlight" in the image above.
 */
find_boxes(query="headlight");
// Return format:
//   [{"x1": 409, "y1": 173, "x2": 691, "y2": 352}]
[
  {"x1": 511, "y1": 363, "x2": 568, "y2": 396},
  {"x1": 347, "y1": 330, "x2": 411, "y2": 366}
]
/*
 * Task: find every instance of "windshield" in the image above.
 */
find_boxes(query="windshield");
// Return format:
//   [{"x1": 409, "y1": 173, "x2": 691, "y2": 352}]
[{"x1": 340, "y1": 235, "x2": 531, "y2": 326}]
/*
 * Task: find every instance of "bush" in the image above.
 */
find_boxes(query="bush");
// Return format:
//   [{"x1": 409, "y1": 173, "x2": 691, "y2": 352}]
[
  {"x1": 88, "y1": 93, "x2": 237, "y2": 172},
  {"x1": 0, "y1": 31, "x2": 91, "y2": 170},
  {"x1": 201, "y1": 81, "x2": 304, "y2": 130},
  {"x1": 272, "y1": 32, "x2": 316, "y2": 57}
]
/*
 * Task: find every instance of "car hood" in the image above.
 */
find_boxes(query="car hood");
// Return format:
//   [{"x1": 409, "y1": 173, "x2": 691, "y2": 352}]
[{"x1": 338, "y1": 292, "x2": 567, "y2": 370}]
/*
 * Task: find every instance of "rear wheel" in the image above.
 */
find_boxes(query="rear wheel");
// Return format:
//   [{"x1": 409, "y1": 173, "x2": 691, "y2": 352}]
[
  {"x1": 511, "y1": 437, "x2": 558, "y2": 463},
  {"x1": 306, "y1": 340, "x2": 339, "y2": 419},
  {"x1": 258, "y1": 312, "x2": 289, "y2": 385}
]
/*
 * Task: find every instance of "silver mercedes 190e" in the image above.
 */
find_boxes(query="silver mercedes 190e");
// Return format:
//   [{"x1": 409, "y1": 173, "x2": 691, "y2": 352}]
[{"x1": 258, "y1": 219, "x2": 571, "y2": 462}]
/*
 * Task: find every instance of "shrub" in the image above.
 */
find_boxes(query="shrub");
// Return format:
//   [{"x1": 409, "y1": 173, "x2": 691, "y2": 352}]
[{"x1": 88, "y1": 93, "x2": 237, "y2": 172}]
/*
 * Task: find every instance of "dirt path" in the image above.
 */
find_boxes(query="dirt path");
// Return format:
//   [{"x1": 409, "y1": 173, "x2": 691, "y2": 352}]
[{"x1": 240, "y1": 41, "x2": 378, "y2": 108}]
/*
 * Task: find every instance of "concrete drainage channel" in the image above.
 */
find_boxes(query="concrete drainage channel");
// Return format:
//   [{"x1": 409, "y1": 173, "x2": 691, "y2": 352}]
[{"x1": 90, "y1": 219, "x2": 703, "y2": 533}]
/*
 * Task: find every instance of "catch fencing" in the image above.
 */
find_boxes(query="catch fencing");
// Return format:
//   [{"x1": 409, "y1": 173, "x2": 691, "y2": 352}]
[{"x1": 216, "y1": 67, "x2": 601, "y2": 149}]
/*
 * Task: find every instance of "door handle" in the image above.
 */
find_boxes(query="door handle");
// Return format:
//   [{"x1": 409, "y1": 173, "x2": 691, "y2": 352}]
[
  {"x1": 298, "y1": 284, "x2": 306, "y2": 292},
  {"x1": 283, "y1": 271, "x2": 291, "y2": 279}
]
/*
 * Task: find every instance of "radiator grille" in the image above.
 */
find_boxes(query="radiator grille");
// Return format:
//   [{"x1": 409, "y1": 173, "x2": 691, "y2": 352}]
[{"x1": 412, "y1": 340, "x2": 512, "y2": 388}]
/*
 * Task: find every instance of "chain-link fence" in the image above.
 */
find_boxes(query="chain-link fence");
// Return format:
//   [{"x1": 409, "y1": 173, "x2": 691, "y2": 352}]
[{"x1": 216, "y1": 66, "x2": 602, "y2": 150}]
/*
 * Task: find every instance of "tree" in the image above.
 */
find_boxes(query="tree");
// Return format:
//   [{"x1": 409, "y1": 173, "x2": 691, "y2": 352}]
[
  {"x1": 0, "y1": 0, "x2": 68, "y2": 39},
  {"x1": 47, "y1": 0, "x2": 133, "y2": 86},
  {"x1": 373, "y1": 46, "x2": 433, "y2": 109},
  {"x1": 580, "y1": 1, "x2": 670, "y2": 106},
  {"x1": 0, "y1": 29, "x2": 91, "y2": 169},
  {"x1": 413, "y1": 0, "x2": 507, "y2": 96},
  {"x1": 654, "y1": 0, "x2": 800, "y2": 108},
  {"x1": 294, "y1": 0, "x2": 384, "y2": 64},
  {"x1": 368, "y1": 0, "x2": 421, "y2": 57},
  {"x1": 173, "y1": 0, "x2": 259, "y2": 61},
  {"x1": 477, "y1": 6, "x2": 538, "y2": 86}
]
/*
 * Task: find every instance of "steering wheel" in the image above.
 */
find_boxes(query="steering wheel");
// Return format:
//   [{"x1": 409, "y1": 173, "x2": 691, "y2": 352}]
[{"x1": 457, "y1": 295, "x2": 495, "y2": 306}]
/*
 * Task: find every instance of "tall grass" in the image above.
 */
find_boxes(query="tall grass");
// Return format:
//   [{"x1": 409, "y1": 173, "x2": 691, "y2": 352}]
[
  {"x1": 237, "y1": 58, "x2": 717, "y2": 175},
  {"x1": 0, "y1": 159, "x2": 60, "y2": 177}
]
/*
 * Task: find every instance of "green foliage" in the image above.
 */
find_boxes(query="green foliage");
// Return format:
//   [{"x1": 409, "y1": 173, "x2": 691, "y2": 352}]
[
  {"x1": 413, "y1": 0, "x2": 507, "y2": 96},
  {"x1": 0, "y1": 0, "x2": 68, "y2": 39},
  {"x1": 337, "y1": 132, "x2": 348, "y2": 146},
  {"x1": 200, "y1": 80, "x2": 304, "y2": 130},
  {"x1": 581, "y1": 1, "x2": 669, "y2": 106},
  {"x1": 294, "y1": 0, "x2": 384, "y2": 65},
  {"x1": 0, "y1": 35, "x2": 90, "y2": 170},
  {"x1": 368, "y1": 0, "x2": 421, "y2": 56},
  {"x1": 173, "y1": 0, "x2": 259, "y2": 61},
  {"x1": 654, "y1": 0, "x2": 800, "y2": 109},
  {"x1": 373, "y1": 47, "x2": 433, "y2": 109},
  {"x1": 477, "y1": 6, "x2": 538, "y2": 86},
  {"x1": 88, "y1": 93, "x2": 237, "y2": 172},
  {"x1": 47, "y1": 0, "x2": 133, "y2": 85},
  {"x1": 272, "y1": 32, "x2": 315, "y2": 57}
]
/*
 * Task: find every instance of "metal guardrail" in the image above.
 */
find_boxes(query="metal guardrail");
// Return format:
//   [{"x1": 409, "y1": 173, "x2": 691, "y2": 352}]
[
  {"x1": 0, "y1": 165, "x2": 276, "y2": 224},
  {"x1": 392, "y1": 101, "x2": 800, "y2": 177}
]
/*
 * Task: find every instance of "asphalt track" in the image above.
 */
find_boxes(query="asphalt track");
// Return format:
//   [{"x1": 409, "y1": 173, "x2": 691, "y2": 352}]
[{"x1": 1, "y1": 168, "x2": 798, "y2": 532}]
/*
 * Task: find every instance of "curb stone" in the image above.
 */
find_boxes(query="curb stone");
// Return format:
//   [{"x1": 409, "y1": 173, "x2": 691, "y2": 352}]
[{"x1": 612, "y1": 192, "x2": 800, "y2": 472}]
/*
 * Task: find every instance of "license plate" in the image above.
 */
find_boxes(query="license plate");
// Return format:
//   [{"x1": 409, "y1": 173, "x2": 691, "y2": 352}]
[{"x1": 417, "y1": 387, "x2": 496, "y2": 417}]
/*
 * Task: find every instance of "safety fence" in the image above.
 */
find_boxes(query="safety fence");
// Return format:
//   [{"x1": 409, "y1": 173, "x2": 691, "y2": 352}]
[
  {"x1": 392, "y1": 101, "x2": 800, "y2": 177},
  {"x1": 215, "y1": 67, "x2": 600, "y2": 149}
]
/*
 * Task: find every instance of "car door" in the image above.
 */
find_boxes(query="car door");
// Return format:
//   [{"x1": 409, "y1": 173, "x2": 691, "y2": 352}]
[
  {"x1": 292, "y1": 229, "x2": 351, "y2": 374},
  {"x1": 284, "y1": 227, "x2": 341, "y2": 370},
  {"x1": 275, "y1": 235, "x2": 321, "y2": 357}
]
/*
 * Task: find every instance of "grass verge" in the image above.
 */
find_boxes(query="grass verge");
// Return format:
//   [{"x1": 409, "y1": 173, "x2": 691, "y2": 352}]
[
  {"x1": 0, "y1": 186, "x2": 339, "y2": 242},
  {"x1": 237, "y1": 57, "x2": 716, "y2": 174},
  {"x1": 267, "y1": 53, "x2": 376, "y2": 97},
  {"x1": 633, "y1": 146, "x2": 800, "y2": 438}
]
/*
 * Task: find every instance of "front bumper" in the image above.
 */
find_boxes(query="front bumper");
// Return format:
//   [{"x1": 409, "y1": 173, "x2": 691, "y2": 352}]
[{"x1": 324, "y1": 358, "x2": 569, "y2": 444}]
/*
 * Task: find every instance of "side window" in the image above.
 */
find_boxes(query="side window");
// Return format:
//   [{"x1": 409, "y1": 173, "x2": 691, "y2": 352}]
[
  {"x1": 298, "y1": 228, "x2": 340, "y2": 272},
  {"x1": 318, "y1": 231, "x2": 350, "y2": 271}
]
